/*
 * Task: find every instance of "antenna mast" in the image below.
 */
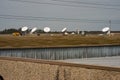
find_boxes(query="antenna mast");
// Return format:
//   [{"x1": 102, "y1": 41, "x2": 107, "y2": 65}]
[
  {"x1": 109, "y1": 20, "x2": 111, "y2": 30},
  {"x1": 107, "y1": 20, "x2": 111, "y2": 35}
]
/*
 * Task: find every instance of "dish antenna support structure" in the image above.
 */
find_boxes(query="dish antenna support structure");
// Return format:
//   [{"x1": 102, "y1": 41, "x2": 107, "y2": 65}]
[
  {"x1": 102, "y1": 27, "x2": 110, "y2": 35},
  {"x1": 21, "y1": 26, "x2": 28, "y2": 36},
  {"x1": 62, "y1": 27, "x2": 68, "y2": 35},
  {"x1": 30, "y1": 27, "x2": 37, "y2": 34},
  {"x1": 43, "y1": 27, "x2": 51, "y2": 36}
]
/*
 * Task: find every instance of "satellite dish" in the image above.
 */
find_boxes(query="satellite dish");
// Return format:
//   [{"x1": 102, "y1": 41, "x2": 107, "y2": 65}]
[
  {"x1": 102, "y1": 27, "x2": 110, "y2": 32},
  {"x1": 62, "y1": 27, "x2": 67, "y2": 32},
  {"x1": 44, "y1": 27, "x2": 50, "y2": 33},
  {"x1": 81, "y1": 31, "x2": 85, "y2": 35},
  {"x1": 64, "y1": 32, "x2": 68, "y2": 35},
  {"x1": 30, "y1": 27, "x2": 37, "y2": 34},
  {"x1": 71, "y1": 32, "x2": 75, "y2": 34},
  {"x1": 21, "y1": 26, "x2": 28, "y2": 31}
]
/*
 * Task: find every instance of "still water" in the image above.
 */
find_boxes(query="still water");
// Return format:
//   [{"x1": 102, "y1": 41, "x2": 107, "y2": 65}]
[{"x1": 0, "y1": 45, "x2": 120, "y2": 60}]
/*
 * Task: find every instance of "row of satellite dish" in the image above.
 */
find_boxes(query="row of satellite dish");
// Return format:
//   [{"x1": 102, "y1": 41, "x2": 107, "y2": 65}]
[
  {"x1": 21, "y1": 26, "x2": 51, "y2": 33},
  {"x1": 21, "y1": 26, "x2": 67, "y2": 33},
  {"x1": 21, "y1": 26, "x2": 110, "y2": 34}
]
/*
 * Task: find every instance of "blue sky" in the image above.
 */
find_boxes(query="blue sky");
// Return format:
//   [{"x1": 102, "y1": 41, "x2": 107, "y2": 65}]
[{"x1": 0, "y1": 0, "x2": 120, "y2": 31}]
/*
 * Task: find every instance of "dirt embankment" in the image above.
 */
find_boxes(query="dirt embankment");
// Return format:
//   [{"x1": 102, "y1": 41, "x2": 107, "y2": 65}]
[{"x1": 0, "y1": 57, "x2": 120, "y2": 80}]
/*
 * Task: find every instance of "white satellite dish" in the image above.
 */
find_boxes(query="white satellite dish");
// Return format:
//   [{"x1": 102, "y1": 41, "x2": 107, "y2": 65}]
[
  {"x1": 62, "y1": 27, "x2": 67, "y2": 32},
  {"x1": 102, "y1": 27, "x2": 110, "y2": 32},
  {"x1": 30, "y1": 27, "x2": 37, "y2": 34},
  {"x1": 21, "y1": 26, "x2": 28, "y2": 31},
  {"x1": 44, "y1": 27, "x2": 50, "y2": 33},
  {"x1": 71, "y1": 32, "x2": 75, "y2": 34}
]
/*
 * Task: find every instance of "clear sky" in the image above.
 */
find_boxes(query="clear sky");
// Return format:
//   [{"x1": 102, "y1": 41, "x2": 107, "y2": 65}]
[{"x1": 0, "y1": 0, "x2": 120, "y2": 31}]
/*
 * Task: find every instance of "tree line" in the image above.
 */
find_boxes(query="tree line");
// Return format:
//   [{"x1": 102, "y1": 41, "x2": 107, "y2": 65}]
[{"x1": 0, "y1": 28, "x2": 44, "y2": 34}]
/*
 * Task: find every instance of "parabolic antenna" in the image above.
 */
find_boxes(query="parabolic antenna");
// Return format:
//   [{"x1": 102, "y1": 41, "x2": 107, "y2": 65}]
[
  {"x1": 21, "y1": 26, "x2": 28, "y2": 31},
  {"x1": 30, "y1": 27, "x2": 37, "y2": 34},
  {"x1": 44, "y1": 27, "x2": 50, "y2": 33},
  {"x1": 102, "y1": 27, "x2": 110, "y2": 32},
  {"x1": 62, "y1": 27, "x2": 67, "y2": 32}
]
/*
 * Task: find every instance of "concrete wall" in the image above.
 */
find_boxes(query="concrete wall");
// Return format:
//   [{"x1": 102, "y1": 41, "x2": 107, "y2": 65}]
[
  {"x1": 0, "y1": 57, "x2": 120, "y2": 80},
  {"x1": 1, "y1": 45, "x2": 120, "y2": 60}
]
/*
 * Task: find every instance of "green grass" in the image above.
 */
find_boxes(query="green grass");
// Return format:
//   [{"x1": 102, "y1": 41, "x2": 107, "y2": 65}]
[{"x1": 0, "y1": 34, "x2": 120, "y2": 48}]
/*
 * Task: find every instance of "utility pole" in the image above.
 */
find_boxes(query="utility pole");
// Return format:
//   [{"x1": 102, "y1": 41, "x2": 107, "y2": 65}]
[{"x1": 109, "y1": 20, "x2": 111, "y2": 30}]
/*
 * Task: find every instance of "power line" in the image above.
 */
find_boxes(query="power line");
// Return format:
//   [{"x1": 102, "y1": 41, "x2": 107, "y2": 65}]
[
  {"x1": 0, "y1": 14, "x2": 120, "y2": 24},
  {"x1": 8, "y1": 0, "x2": 120, "y2": 10},
  {"x1": 52, "y1": 0, "x2": 120, "y2": 7},
  {"x1": 0, "y1": 14, "x2": 105, "y2": 22}
]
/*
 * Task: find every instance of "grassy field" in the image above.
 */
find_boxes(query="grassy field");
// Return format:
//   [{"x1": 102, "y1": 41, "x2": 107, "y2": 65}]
[{"x1": 0, "y1": 34, "x2": 120, "y2": 48}]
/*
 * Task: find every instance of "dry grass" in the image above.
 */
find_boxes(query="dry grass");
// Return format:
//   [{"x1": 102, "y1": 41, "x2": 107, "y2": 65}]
[
  {"x1": 0, "y1": 34, "x2": 120, "y2": 48},
  {"x1": 0, "y1": 57, "x2": 120, "y2": 80}
]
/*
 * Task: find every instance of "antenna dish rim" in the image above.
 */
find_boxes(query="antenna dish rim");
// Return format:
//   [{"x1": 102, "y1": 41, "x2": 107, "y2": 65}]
[
  {"x1": 102, "y1": 27, "x2": 110, "y2": 32},
  {"x1": 21, "y1": 26, "x2": 28, "y2": 31},
  {"x1": 62, "y1": 27, "x2": 67, "y2": 32},
  {"x1": 30, "y1": 27, "x2": 37, "y2": 33},
  {"x1": 44, "y1": 27, "x2": 51, "y2": 33}
]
